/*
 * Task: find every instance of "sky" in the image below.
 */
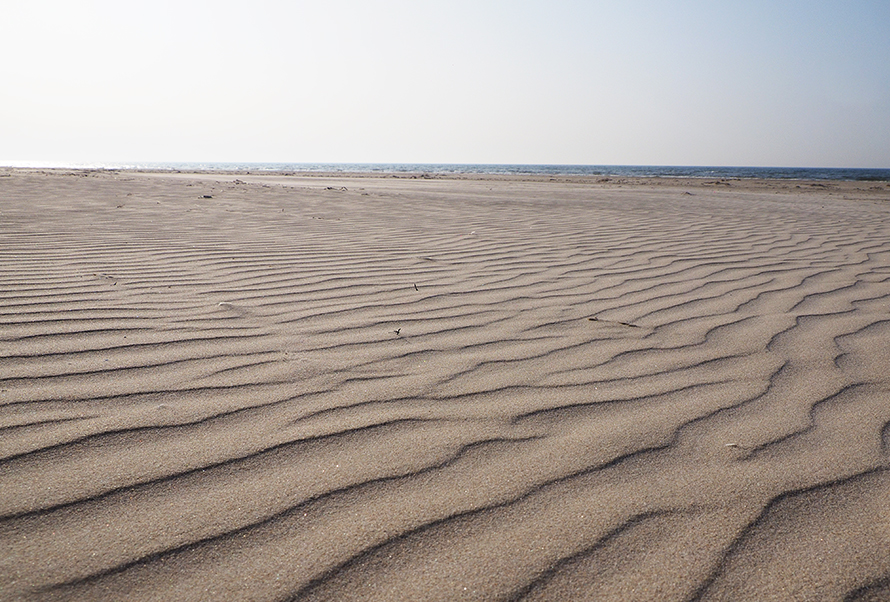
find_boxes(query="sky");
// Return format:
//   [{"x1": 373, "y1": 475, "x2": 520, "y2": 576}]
[{"x1": 2, "y1": 0, "x2": 889, "y2": 167}]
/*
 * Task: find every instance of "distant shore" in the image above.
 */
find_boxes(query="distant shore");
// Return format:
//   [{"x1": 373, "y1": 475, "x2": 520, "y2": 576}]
[
  {"x1": 3, "y1": 162, "x2": 889, "y2": 182},
  {"x1": 3, "y1": 165, "x2": 890, "y2": 200}
]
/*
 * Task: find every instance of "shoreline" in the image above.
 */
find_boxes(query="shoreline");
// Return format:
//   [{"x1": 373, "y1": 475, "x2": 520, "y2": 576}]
[
  {"x1": 4, "y1": 164, "x2": 890, "y2": 181},
  {"x1": 4, "y1": 165, "x2": 890, "y2": 198}
]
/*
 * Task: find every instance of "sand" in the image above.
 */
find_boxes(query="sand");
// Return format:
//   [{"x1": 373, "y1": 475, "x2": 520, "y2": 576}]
[{"x1": 1, "y1": 168, "x2": 889, "y2": 601}]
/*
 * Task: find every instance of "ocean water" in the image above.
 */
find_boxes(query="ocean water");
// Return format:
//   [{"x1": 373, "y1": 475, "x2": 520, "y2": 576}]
[{"x1": 5, "y1": 161, "x2": 890, "y2": 181}]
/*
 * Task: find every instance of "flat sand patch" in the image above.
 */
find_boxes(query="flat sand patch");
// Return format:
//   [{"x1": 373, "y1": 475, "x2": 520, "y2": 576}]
[{"x1": 2, "y1": 169, "x2": 890, "y2": 601}]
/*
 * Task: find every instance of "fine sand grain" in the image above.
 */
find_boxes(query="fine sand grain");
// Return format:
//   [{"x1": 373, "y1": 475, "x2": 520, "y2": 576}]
[{"x1": 1, "y1": 169, "x2": 889, "y2": 601}]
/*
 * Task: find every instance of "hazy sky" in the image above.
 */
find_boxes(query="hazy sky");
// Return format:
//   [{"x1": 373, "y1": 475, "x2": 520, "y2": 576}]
[{"x1": 3, "y1": 0, "x2": 889, "y2": 167}]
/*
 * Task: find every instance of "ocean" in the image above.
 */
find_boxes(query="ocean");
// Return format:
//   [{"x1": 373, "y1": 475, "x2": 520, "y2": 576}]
[{"x1": 4, "y1": 162, "x2": 890, "y2": 181}]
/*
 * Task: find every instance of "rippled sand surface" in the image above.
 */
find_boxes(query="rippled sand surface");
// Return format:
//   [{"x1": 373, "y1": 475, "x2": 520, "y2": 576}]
[{"x1": 2, "y1": 170, "x2": 890, "y2": 601}]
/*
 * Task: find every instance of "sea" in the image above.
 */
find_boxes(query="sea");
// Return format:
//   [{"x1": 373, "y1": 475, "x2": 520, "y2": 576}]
[{"x1": 4, "y1": 162, "x2": 890, "y2": 181}]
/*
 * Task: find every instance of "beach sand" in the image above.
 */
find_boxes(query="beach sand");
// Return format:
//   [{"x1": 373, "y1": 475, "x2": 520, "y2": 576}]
[{"x1": 1, "y1": 168, "x2": 890, "y2": 601}]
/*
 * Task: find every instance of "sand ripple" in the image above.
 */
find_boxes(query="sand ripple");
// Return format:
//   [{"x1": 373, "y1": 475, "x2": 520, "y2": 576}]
[{"x1": 2, "y1": 171, "x2": 890, "y2": 601}]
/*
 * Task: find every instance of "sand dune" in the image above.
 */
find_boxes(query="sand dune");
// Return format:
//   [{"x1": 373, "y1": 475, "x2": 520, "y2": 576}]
[{"x1": 1, "y1": 169, "x2": 889, "y2": 601}]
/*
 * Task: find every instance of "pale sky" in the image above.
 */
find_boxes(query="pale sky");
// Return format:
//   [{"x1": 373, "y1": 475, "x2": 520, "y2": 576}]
[{"x1": 2, "y1": 0, "x2": 889, "y2": 167}]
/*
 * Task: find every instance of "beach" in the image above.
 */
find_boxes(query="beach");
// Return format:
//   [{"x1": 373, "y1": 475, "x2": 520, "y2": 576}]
[{"x1": 2, "y1": 168, "x2": 890, "y2": 601}]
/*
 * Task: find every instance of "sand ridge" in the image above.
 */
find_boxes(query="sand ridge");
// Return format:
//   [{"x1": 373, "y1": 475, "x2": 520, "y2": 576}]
[{"x1": 1, "y1": 169, "x2": 890, "y2": 601}]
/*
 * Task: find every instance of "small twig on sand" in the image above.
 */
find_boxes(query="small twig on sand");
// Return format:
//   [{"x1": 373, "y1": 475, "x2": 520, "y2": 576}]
[{"x1": 589, "y1": 316, "x2": 641, "y2": 328}]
